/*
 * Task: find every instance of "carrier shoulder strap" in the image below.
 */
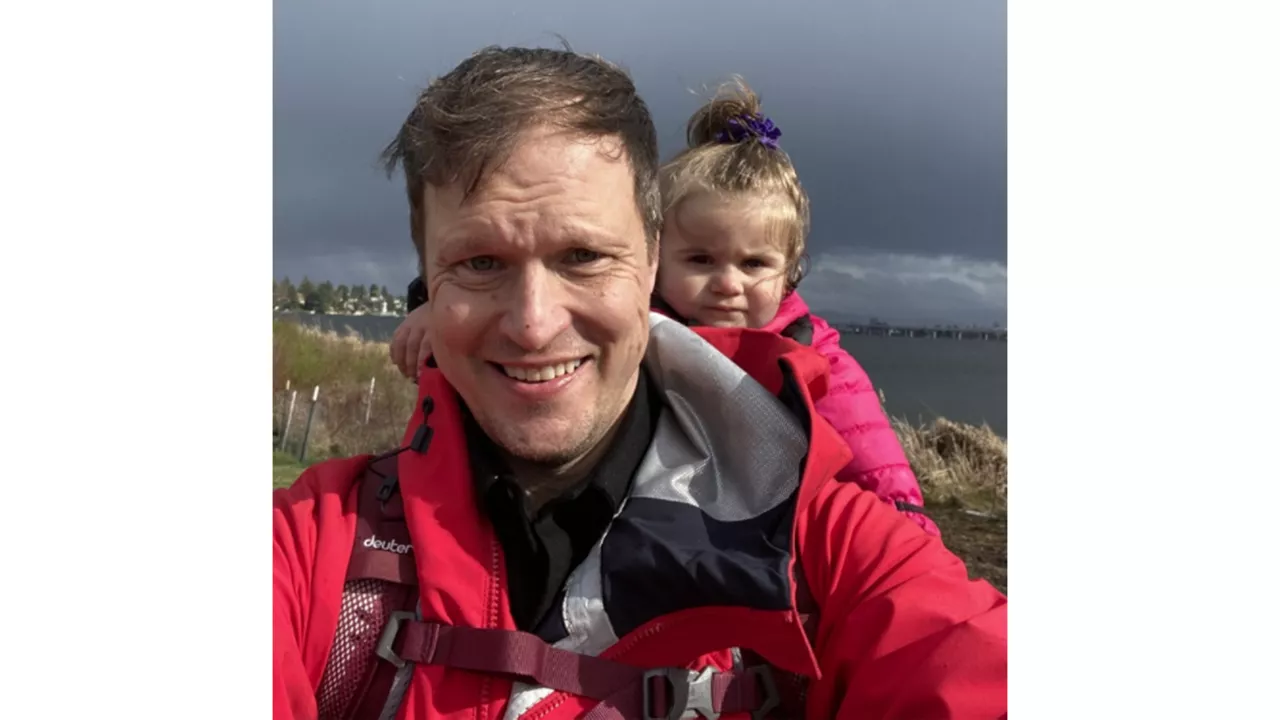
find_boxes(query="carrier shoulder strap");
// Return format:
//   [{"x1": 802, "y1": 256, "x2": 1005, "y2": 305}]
[{"x1": 315, "y1": 455, "x2": 420, "y2": 720}]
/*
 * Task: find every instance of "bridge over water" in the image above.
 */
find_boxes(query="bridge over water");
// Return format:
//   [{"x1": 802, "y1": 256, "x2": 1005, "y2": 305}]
[{"x1": 835, "y1": 324, "x2": 1007, "y2": 341}]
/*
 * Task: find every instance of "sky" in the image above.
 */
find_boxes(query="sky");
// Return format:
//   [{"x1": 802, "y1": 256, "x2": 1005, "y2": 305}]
[{"x1": 274, "y1": 0, "x2": 1006, "y2": 327}]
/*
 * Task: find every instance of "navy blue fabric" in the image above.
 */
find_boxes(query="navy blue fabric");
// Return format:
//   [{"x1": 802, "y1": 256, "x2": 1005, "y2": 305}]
[{"x1": 600, "y1": 492, "x2": 797, "y2": 638}]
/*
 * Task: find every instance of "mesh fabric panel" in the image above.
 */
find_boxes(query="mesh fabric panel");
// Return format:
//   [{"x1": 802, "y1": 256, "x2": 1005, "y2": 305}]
[{"x1": 316, "y1": 579, "x2": 396, "y2": 720}]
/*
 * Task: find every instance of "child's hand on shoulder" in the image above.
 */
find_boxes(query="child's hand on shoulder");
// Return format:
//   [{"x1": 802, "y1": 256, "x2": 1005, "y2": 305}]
[{"x1": 390, "y1": 304, "x2": 433, "y2": 379}]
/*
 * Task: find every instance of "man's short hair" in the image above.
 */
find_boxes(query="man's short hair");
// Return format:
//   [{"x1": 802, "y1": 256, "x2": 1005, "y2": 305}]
[{"x1": 380, "y1": 46, "x2": 662, "y2": 275}]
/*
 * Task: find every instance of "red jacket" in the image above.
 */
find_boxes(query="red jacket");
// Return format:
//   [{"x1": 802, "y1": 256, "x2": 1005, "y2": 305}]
[
  {"x1": 761, "y1": 293, "x2": 940, "y2": 536},
  {"x1": 274, "y1": 317, "x2": 1006, "y2": 719}
]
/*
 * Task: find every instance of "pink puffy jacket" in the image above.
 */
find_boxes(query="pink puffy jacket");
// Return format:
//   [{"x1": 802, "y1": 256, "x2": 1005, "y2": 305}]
[{"x1": 761, "y1": 292, "x2": 941, "y2": 536}]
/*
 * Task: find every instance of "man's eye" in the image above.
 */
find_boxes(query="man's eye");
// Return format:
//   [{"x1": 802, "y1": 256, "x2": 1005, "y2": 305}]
[
  {"x1": 567, "y1": 248, "x2": 603, "y2": 264},
  {"x1": 463, "y1": 256, "x2": 499, "y2": 272}
]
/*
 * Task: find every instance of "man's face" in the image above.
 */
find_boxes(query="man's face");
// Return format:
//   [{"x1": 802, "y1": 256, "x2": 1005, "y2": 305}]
[{"x1": 422, "y1": 128, "x2": 657, "y2": 467}]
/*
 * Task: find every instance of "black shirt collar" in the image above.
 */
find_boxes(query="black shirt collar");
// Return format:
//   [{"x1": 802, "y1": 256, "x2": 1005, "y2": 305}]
[{"x1": 464, "y1": 368, "x2": 657, "y2": 519}]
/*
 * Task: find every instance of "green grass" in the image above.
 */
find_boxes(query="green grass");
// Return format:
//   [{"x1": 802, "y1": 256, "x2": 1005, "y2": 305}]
[{"x1": 273, "y1": 451, "x2": 308, "y2": 489}]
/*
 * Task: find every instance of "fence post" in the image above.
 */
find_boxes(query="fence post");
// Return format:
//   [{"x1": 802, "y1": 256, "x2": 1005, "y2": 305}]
[
  {"x1": 276, "y1": 379, "x2": 292, "y2": 431},
  {"x1": 278, "y1": 389, "x2": 298, "y2": 450},
  {"x1": 364, "y1": 376, "x2": 376, "y2": 424},
  {"x1": 298, "y1": 385, "x2": 320, "y2": 462}
]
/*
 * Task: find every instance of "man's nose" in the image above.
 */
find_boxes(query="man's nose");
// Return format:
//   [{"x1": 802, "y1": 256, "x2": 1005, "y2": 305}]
[
  {"x1": 499, "y1": 265, "x2": 571, "y2": 351},
  {"x1": 709, "y1": 267, "x2": 744, "y2": 296}
]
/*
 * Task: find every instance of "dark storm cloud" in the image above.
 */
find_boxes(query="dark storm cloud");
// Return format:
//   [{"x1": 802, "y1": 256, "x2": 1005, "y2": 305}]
[
  {"x1": 802, "y1": 252, "x2": 1007, "y2": 327},
  {"x1": 274, "y1": 0, "x2": 1005, "y2": 324}
]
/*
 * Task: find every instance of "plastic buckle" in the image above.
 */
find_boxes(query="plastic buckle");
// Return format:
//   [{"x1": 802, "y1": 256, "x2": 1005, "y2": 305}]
[
  {"x1": 643, "y1": 667, "x2": 719, "y2": 720},
  {"x1": 746, "y1": 666, "x2": 780, "y2": 720},
  {"x1": 375, "y1": 473, "x2": 399, "y2": 503},
  {"x1": 375, "y1": 610, "x2": 416, "y2": 669}
]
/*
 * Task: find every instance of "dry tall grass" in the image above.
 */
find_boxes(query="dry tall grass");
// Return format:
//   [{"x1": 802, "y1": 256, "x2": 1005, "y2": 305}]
[
  {"x1": 273, "y1": 320, "x2": 417, "y2": 459},
  {"x1": 892, "y1": 416, "x2": 1007, "y2": 513}
]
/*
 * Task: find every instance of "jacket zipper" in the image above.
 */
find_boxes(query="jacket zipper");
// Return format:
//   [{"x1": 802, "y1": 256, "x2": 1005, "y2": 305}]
[{"x1": 474, "y1": 535, "x2": 502, "y2": 720}]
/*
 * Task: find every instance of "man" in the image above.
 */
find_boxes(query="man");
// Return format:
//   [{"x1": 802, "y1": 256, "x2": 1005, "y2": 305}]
[{"x1": 274, "y1": 46, "x2": 1007, "y2": 720}]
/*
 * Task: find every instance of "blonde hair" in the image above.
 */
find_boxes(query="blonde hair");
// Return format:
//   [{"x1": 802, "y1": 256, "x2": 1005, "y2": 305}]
[{"x1": 660, "y1": 77, "x2": 811, "y2": 289}]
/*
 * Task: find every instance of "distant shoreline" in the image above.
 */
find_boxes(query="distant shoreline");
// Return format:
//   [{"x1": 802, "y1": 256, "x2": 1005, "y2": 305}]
[
  {"x1": 275, "y1": 311, "x2": 1005, "y2": 341},
  {"x1": 274, "y1": 309, "x2": 405, "y2": 319}
]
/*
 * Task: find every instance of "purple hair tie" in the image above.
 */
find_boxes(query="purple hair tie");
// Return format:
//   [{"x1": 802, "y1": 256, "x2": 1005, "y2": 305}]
[{"x1": 715, "y1": 114, "x2": 782, "y2": 150}]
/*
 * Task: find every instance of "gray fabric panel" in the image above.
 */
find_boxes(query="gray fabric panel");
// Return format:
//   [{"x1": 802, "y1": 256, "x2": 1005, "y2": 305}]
[{"x1": 633, "y1": 314, "x2": 807, "y2": 521}]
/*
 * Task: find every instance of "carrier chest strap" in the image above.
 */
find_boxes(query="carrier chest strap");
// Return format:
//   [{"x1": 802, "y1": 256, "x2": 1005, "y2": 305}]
[{"x1": 376, "y1": 619, "x2": 781, "y2": 720}]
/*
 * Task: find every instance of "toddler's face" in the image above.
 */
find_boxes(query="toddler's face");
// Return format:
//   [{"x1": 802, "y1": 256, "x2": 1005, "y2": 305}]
[{"x1": 657, "y1": 193, "x2": 790, "y2": 329}]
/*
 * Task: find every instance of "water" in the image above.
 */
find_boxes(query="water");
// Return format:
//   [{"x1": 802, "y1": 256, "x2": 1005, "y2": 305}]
[
  {"x1": 277, "y1": 313, "x2": 1007, "y2": 436},
  {"x1": 836, "y1": 333, "x2": 1006, "y2": 436}
]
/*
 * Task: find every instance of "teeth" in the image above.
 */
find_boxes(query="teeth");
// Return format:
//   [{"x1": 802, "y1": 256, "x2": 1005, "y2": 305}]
[{"x1": 502, "y1": 359, "x2": 583, "y2": 383}]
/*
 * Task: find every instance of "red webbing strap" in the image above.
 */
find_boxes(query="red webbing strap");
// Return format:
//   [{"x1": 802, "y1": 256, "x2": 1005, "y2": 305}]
[
  {"x1": 332, "y1": 456, "x2": 420, "y2": 720},
  {"x1": 391, "y1": 621, "x2": 775, "y2": 719},
  {"x1": 396, "y1": 621, "x2": 637, "y2": 699},
  {"x1": 346, "y1": 456, "x2": 416, "y2": 586}
]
